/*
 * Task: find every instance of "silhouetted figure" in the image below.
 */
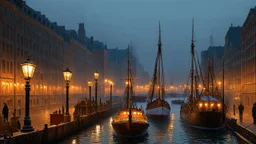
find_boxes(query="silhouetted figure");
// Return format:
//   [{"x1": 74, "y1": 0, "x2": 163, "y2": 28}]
[
  {"x1": 62, "y1": 105, "x2": 64, "y2": 114},
  {"x1": 233, "y1": 104, "x2": 236, "y2": 115},
  {"x1": 238, "y1": 103, "x2": 244, "y2": 120},
  {"x1": 2, "y1": 103, "x2": 8, "y2": 123},
  {"x1": 252, "y1": 103, "x2": 256, "y2": 124}
]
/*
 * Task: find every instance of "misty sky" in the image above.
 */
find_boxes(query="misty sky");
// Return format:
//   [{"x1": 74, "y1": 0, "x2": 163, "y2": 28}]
[{"x1": 26, "y1": 0, "x2": 255, "y2": 86}]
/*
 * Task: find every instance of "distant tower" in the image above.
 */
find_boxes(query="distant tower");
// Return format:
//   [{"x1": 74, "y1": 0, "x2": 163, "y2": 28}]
[
  {"x1": 78, "y1": 23, "x2": 86, "y2": 43},
  {"x1": 210, "y1": 34, "x2": 214, "y2": 46}
]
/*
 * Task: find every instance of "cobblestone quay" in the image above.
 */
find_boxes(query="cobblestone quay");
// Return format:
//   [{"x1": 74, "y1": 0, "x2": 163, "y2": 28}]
[{"x1": 0, "y1": 103, "x2": 120, "y2": 144}]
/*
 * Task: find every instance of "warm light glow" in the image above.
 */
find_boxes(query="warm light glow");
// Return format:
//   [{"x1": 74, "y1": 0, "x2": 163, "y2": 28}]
[
  {"x1": 204, "y1": 103, "x2": 208, "y2": 107},
  {"x1": 199, "y1": 103, "x2": 202, "y2": 107},
  {"x1": 94, "y1": 71, "x2": 99, "y2": 80},
  {"x1": 88, "y1": 81, "x2": 93, "y2": 87},
  {"x1": 218, "y1": 81, "x2": 221, "y2": 85},
  {"x1": 21, "y1": 57, "x2": 36, "y2": 80},
  {"x1": 105, "y1": 79, "x2": 108, "y2": 82},
  {"x1": 2, "y1": 82, "x2": 5, "y2": 85},
  {"x1": 133, "y1": 112, "x2": 137, "y2": 115},
  {"x1": 199, "y1": 85, "x2": 202, "y2": 88},
  {"x1": 63, "y1": 68, "x2": 72, "y2": 82},
  {"x1": 217, "y1": 103, "x2": 221, "y2": 107},
  {"x1": 211, "y1": 103, "x2": 214, "y2": 107},
  {"x1": 125, "y1": 81, "x2": 129, "y2": 85}
]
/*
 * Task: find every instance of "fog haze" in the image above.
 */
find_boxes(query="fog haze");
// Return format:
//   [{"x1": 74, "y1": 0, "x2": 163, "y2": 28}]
[{"x1": 26, "y1": 0, "x2": 255, "y2": 85}]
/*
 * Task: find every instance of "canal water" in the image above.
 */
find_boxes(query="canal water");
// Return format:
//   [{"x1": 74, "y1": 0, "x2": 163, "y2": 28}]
[{"x1": 60, "y1": 98, "x2": 240, "y2": 144}]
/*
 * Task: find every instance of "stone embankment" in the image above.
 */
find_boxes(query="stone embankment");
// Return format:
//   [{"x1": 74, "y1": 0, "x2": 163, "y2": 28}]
[
  {"x1": 226, "y1": 116, "x2": 256, "y2": 144},
  {"x1": 0, "y1": 104, "x2": 120, "y2": 144}
]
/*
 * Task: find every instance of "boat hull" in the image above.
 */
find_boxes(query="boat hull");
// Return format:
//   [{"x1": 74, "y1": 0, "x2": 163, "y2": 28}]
[
  {"x1": 181, "y1": 110, "x2": 225, "y2": 130},
  {"x1": 146, "y1": 99, "x2": 171, "y2": 118},
  {"x1": 112, "y1": 122, "x2": 149, "y2": 137},
  {"x1": 146, "y1": 107, "x2": 170, "y2": 118}
]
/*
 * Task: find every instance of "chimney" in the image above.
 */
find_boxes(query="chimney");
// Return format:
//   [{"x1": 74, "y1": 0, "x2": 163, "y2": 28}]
[{"x1": 78, "y1": 23, "x2": 86, "y2": 43}]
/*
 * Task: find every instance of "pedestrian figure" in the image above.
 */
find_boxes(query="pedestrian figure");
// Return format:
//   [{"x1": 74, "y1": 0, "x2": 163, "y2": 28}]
[
  {"x1": 2, "y1": 103, "x2": 8, "y2": 123},
  {"x1": 233, "y1": 104, "x2": 236, "y2": 115},
  {"x1": 238, "y1": 103, "x2": 244, "y2": 120},
  {"x1": 252, "y1": 103, "x2": 256, "y2": 124}
]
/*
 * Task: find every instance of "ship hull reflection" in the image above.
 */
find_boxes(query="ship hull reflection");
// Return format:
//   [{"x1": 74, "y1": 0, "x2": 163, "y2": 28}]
[
  {"x1": 112, "y1": 122, "x2": 149, "y2": 137},
  {"x1": 181, "y1": 111, "x2": 225, "y2": 130}
]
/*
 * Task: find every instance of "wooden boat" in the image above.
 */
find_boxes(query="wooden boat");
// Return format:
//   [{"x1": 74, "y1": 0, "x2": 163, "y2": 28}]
[
  {"x1": 146, "y1": 22, "x2": 171, "y2": 119},
  {"x1": 180, "y1": 20, "x2": 227, "y2": 130},
  {"x1": 112, "y1": 46, "x2": 149, "y2": 137}
]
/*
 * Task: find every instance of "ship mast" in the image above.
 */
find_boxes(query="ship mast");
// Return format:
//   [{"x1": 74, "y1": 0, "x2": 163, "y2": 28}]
[
  {"x1": 190, "y1": 19, "x2": 195, "y2": 102},
  {"x1": 157, "y1": 21, "x2": 162, "y2": 99},
  {"x1": 126, "y1": 45, "x2": 130, "y2": 109},
  {"x1": 127, "y1": 45, "x2": 132, "y2": 126}
]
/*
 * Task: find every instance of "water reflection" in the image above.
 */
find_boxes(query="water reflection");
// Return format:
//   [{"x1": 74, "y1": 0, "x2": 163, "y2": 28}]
[
  {"x1": 60, "y1": 98, "x2": 239, "y2": 144},
  {"x1": 113, "y1": 132, "x2": 149, "y2": 144}
]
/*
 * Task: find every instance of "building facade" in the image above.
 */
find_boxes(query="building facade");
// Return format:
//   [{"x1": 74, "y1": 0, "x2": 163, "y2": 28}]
[
  {"x1": 201, "y1": 46, "x2": 224, "y2": 81},
  {"x1": 223, "y1": 25, "x2": 242, "y2": 108},
  {"x1": 241, "y1": 7, "x2": 256, "y2": 108},
  {"x1": 0, "y1": 0, "x2": 108, "y2": 112}
]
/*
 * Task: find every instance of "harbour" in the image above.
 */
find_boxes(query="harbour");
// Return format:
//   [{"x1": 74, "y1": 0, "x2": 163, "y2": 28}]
[
  {"x1": 60, "y1": 98, "x2": 240, "y2": 144},
  {"x1": 1, "y1": 0, "x2": 256, "y2": 144}
]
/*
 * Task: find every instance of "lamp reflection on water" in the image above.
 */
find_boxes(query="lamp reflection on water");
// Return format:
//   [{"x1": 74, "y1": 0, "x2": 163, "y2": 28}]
[
  {"x1": 72, "y1": 139, "x2": 77, "y2": 144},
  {"x1": 96, "y1": 125, "x2": 100, "y2": 139},
  {"x1": 168, "y1": 113, "x2": 175, "y2": 142}
]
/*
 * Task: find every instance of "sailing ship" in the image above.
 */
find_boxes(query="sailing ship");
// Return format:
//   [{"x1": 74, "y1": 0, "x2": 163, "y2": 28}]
[
  {"x1": 112, "y1": 46, "x2": 149, "y2": 137},
  {"x1": 146, "y1": 22, "x2": 171, "y2": 119},
  {"x1": 180, "y1": 20, "x2": 227, "y2": 130}
]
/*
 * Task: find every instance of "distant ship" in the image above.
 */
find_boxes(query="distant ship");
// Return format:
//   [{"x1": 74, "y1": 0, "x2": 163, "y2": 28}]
[
  {"x1": 180, "y1": 20, "x2": 227, "y2": 130},
  {"x1": 146, "y1": 22, "x2": 171, "y2": 119},
  {"x1": 112, "y1": 46, "x2": 149, "y2": 137}
]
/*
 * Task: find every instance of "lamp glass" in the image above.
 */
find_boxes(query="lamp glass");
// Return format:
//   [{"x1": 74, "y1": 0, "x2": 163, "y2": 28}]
[
  {"x1": 88, "y1": 81, "x2": 93, "y2": 87},
  {"x1": 63, "y1": 68, "x2": 72, "y2": 82},
  {"x1": 94, "y1": 71, "x2": 99, "y2": 80},
  {"x1": 21, "y1": 57, "x2": 36, "y2": 80}
]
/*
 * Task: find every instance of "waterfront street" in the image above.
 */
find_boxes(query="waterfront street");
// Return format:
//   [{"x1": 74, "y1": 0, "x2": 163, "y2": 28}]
[
  {"x1": 17, "y1": 104, "x2": 75, "y2": 130},
  {"x1": 60, "y1": 98, "x2": 240, "y2": 144},
  {"x1": 227, "y1": 111, "x2": 256, "y2": 134}
]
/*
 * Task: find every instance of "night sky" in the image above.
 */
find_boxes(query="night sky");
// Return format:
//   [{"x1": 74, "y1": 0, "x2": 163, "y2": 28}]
[{"x1": 26, "y1": 0, "x2": 255, "y2": 85}]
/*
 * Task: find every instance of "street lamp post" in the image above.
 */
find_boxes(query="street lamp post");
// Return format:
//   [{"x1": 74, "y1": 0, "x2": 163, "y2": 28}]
[
  {"x1": 109, "y1": 81, "x2": 113, "y2": 106},
  {"x1": 88, "y1": 81, "x2": 92, "y2": 114},
  {"x1": 21, "y1": 57, "x2": 36, "y2": 132},
  {"x1": 63, "y1": 68, "x2": 72, "y2": 121},
  {"x1": 94, "y1": 71, "x2": 99, "y2": 110}
]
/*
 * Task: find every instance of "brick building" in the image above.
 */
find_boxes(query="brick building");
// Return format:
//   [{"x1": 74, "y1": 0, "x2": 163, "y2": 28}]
[
  {"x1": 223, "y1": 25, "x2": 242, "y2": 108},
  {"x1": 241, "y1": 7, "x2": 256, "y2": 108},
  {"x1": 0, "y1": 0, "x2": 107, "y2": 112}
]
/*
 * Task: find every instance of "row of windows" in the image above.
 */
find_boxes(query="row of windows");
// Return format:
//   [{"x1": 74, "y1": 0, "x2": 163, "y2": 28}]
[
  {"x1": 2, "y1": 23, "x2": 13, "y2": 40},
  {"x1": 1, "y1": 59, "x2": 13, "y2": 74},
  {"x1": 1, "y1": 41, "x2": 13, "y2": 54}
]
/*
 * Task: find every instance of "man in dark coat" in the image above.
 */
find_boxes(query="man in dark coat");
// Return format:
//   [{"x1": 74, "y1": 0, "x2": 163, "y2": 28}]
[
  {"x1": 2, "y1": 103, "x2": 8, "y2": 123},
  {"x1": 252, "y1": 103, "x2": 256, "y2": 124},
  {"x1": 238, "y1": 103, "x2": 244, "y2": 120}
]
